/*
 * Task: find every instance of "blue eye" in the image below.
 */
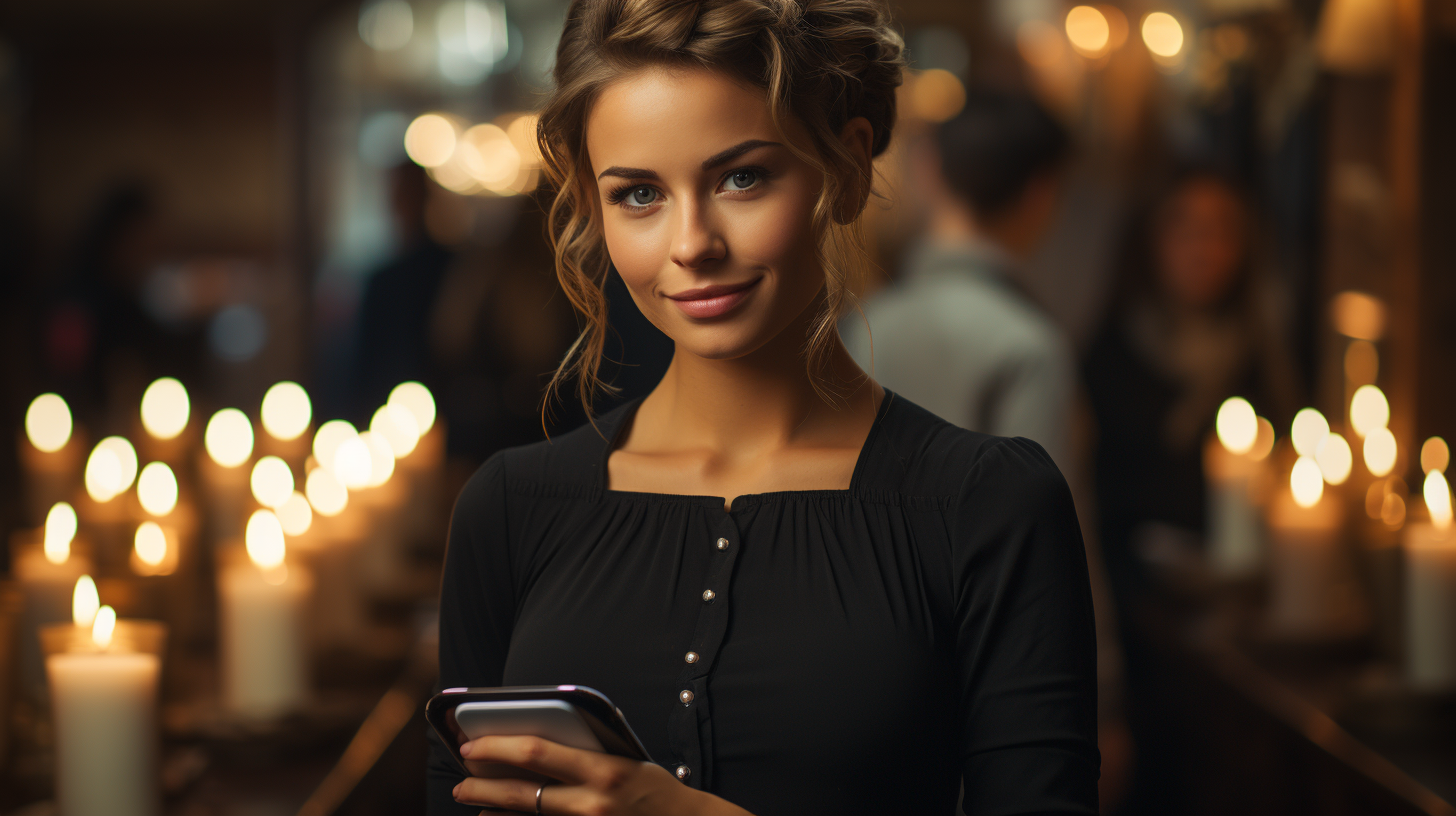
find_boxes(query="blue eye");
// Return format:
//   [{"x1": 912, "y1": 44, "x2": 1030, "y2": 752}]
[
  {"x1": 724, "y1": 170, "x2": 759, "y2": 191},
  {"x1": 627, "y1": 186, "x2": 657, "y2": 206}
]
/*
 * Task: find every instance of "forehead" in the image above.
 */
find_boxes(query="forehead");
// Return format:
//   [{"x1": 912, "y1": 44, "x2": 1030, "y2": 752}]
[{"x1": 586, "y1": 66, "x2": 781, "y2": 173}]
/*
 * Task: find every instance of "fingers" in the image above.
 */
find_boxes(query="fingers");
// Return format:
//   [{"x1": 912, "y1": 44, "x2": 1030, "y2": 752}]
[
  {"x1": 461, "y1": 735, "x2": 628, "y2": 788},
  {"x1": 454, "y1": 777, "x2": 613, "y2": 816}
]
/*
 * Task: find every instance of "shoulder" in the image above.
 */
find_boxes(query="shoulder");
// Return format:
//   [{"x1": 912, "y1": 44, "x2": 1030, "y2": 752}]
[
  {"x1": 861, "y1": 393, "x2": 1067, "y2": 501},
  {"x1": 861, "y1": 276, "x2": 1067, "y2": 358}
]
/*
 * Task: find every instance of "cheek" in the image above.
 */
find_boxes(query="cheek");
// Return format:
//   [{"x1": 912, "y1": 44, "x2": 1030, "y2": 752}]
[
  {"x1": 728, "y1": 183, "x2": 820, "y2": 277},
  {"x1": 602, "y1": 217, "x2": 666, "y2": 293}
]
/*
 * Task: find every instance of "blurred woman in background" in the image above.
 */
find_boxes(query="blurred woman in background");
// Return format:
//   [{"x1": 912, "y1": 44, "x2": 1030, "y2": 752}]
[{"x1": 1082, "y1": 167, "x2": 1300, "y2": 813}]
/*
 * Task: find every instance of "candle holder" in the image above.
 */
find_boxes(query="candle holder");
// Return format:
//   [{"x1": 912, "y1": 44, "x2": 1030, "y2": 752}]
[{"x1": 11, "y1": 532, "x2": 95, "y2": 702}]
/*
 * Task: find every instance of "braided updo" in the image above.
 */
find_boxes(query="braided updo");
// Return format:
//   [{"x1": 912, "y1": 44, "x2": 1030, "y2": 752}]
[{"x1": 537, "y1": 0, "x2": 905, "y2": 417}]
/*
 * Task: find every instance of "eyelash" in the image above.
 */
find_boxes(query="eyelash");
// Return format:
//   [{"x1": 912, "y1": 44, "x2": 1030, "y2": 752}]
[{"x1": 606, "y1": 165, "x2": 773, "y2": 210}]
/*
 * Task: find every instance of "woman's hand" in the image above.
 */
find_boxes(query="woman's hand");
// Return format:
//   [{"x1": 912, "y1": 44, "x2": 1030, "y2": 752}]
[{"x1": 453, "y1": 735, "x2": 754, "y2": 815}]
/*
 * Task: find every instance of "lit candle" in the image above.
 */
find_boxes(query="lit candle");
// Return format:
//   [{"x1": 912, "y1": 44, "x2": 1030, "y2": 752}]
[
  {"x1": 219, "y1": 510, "x2": 311, "y2": 719},
  {"x1": 259, "y1": 381, "x2": 313, "y2": 462},
  {"x1": 1404, "y1": 471, "x2": 1456, "y2": 688},
  {"x1": 19, "y1": 393, "x2": 83, "y2": 525},
  {"x1": 45, "y1": 601, "x2": 161, "y2": 816},
  {"x1": 388, "y1": 383, "x2": 444, "y2": 539},
  {"x1": 199, "y1": 408, "x2": 255, "y2": 538},
  {"x1": 1205, "y1": 398, "x2": 1271, "y2": 576},
  {"x1": 137, "y1": 376, "x2": 191, "y2": 461},
  {"x1": 12, "y1": 504, "x2": 93, "y2": 698},
  {"x1": 1265, "y1": 456, "x2": 1365, "y2": 638}
]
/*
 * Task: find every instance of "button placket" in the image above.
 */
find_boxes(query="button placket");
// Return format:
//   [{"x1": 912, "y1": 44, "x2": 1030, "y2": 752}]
[{"x1": 665, "y1": 513, "x2": 742, "y2": 791}]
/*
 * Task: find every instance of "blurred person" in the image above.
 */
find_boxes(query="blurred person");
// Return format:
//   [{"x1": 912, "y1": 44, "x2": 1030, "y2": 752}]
[
  {"x1": 843, "y1": 88, "x2": 1074, "y2": 473},
  {"x1": 1082, "y1": 167, "x2": 1299, "y2": 815},
  {"x1": 430, "y1": 1, "x2": 1099, "y2": 814},
  {"x1": 41, "y1": 181, "x2": 188, "y2": 425},
  {"x1": 350, "y1": 162, "x2": 454, "y2": 417}
]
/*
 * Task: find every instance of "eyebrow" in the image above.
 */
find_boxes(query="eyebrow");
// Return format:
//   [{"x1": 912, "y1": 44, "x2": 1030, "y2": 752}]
[{"x1": 595, "y1": 139, "x2": 782, "y2": 181}]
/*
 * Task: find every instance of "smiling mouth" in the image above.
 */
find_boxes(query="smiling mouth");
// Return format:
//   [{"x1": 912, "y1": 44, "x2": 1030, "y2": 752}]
[{"x1": 666, "y1": 277, "x2": 763, "y2": 319}]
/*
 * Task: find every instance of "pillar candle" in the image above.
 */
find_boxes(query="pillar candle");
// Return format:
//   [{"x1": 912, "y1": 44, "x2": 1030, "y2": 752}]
[
  {"x1": 12, "y1": 535, "x2": 92, "y2": 699},
  {"x1": 18, "y1": 428, "x2": 85, "y2": 527},
  {"x1": 45, "y1": 613, "x2": 162, "y2": 816},
  {"x1": 1266, "y1": 489, "x2": 1365, "y2": 638},
  {"x1": 218, "y1": 549, "x2": 312, "y2": 719},
  {"x1": 1204, "y1": 436, "x2": 1266, "y2": 576},
  {"x1": 1403, "y1": 520, "x2": 1456, "y2": 688}
]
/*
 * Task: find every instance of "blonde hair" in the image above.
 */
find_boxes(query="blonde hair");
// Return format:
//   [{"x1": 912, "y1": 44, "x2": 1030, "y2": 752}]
[{"x1": 537, "y1": 0, "x2": 904, "y2": 419}]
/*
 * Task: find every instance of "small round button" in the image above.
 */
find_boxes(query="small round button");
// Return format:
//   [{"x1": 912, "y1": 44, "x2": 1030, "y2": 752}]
[
  {"x1": 676, "y1": 764, "x2": 691, "y2": 780},
  {"x1": 685, "y1": 651, "x2": 699, "y2": 663},
  {"x1": 679, "y1": 689, "x2": 694, "y2": 704},
  {"x1": 716, "y1": 537, "x2": 730, "y2": 550},
  {"x1": 701, "y1": 589, "x2": 716, "y2": 602}
]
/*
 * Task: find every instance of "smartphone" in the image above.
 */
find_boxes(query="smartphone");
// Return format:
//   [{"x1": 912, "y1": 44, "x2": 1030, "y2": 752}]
[{"x1": 426, "y1": 686, "x2": 652, "y2": 780}]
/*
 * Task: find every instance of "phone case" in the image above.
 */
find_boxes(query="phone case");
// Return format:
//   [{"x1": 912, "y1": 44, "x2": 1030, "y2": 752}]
[{"x1": 426, "y1": 685, "x2": 653, "y2": 777}]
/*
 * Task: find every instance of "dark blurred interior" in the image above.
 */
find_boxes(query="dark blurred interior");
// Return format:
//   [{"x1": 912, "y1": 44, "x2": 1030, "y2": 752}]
[{"x1": 1, "y1": 0, "x2": 1455, "y2": 814}]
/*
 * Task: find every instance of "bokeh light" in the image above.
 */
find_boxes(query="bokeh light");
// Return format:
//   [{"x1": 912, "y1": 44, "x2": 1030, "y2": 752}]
[
  {"x1": 1065, "y1": 6, "x2": 1110, "y2": 56},
  {"x1": 333, "y1": 437, "x2": 374, "y2": 490},
  {"x1": 251, "y1": 456, "x2": 295, "y2": 509},
  {"x1": 404, "y1": 113, "x2": 458, "y2": 167},
  {"x1": 306, "y1": 467, "x2": 349, "y2": 517},
  {"x1": 1349, "y1": 384, "x2": 1389, "y2": 438},
  {"x1": 137, "y1": 461, "x2": 179, "y2": 516},
  {"x1": 1291, "y1": 456, "x2": 1325, "y2": 508},
  {"x1": 245, "y1": 510, "x2": 286, "y2": 571},
  {"x1": 313, "y1": 420, "x2": 359, "y2": 476},
  {"x1": 1425, "y1": 470, "x2": 1453, "y2": 529},
  {"x1": 1364, "y1": 426, "x2": 1398, "y2": 477},
  {"x1": 1331, "y1": 290, "x2": 1386, "y2": 341},
  {"x1": 361, "y1": 431, "x2": 396, "y2": 487},
  {"x1": 278, "y1": 491, "x2": 313, "y2": 536},
  {"x1": 371, "y1": 403, "x2": 420, "y2": 457},
  {"x1": 134, "y1": 522, "x2": 168, "y2": 567},
  {"x1": 45, "y1": 502, "x2": 77, "y2": 565},
  {"x1": 1315, "y1": 433, "x2": 1353, "y2": 485},
  {"x1": 91, "y1": 605, "x2": 116, "y2": 649},
  {"x1": 86, "y1": 437, "x2": 138, "y2": 502},
  {"x1": 140, "y1": 377, "x2": 190, "y2": 440},
  {"x1": 1141, "y1": 12, "x2": 1184, "y2": 59},
  {"x1": 1215, "y1": 397, "x2": 1257, "y2": 455},
  {"x1": 458, "y1": 123, "x2": 521, "y2": 189},
  {"x1": 359, "y1": 0, "x2": 413, "y2": 50},
  {"x1": 25, "y1": 393, "x2": 73, "y2": 452},
  {"x1": 389, "y1": 382, "x2": 436, "y2": 434},
  {"x1": 908, "y1": 68, "x2": 966, "y2": 123},
  {"x1": 1290, "y1": 408, "x2": 1329, "y2": 457},
  {"x1": 72, "y1": 575, "x2": 99, "y2": 628},
  {"x1": 205, "y1": 409, "x2": 255, "y2": 468},
  {"x1": 1421, "y1": 437, "x2": 1449, "y2": 475},
  {"x1": 1250, "y1": 417, "x2": 1276, "y2": 461},
  {"x1": 261, "y1": 382, "x2": 312, "y2": 441}
]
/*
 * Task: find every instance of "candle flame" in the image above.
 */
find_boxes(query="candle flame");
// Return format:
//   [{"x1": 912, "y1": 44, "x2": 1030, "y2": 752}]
[
  {"x1": 261, "y1": 381, "x2": 312, "y2": 441},
  {"x1": 1425, "y1": 471, "x2": 1453, "y2": 530},
  {"x1": 135, "y1": 521, "x2": 168, "y2": 567},
  {"x1": 333, "y1": 437, "x2": 373, "y2": 489},
  {"x1": 371, "y1": 403, "x2": 420, "y2": 458},
  {"x1": 137, "y1": 461, "x2": 178, "y2": 516},
  {"x1": 361, "y1": 431, "x2": 395, "y2": 487},
  {"x1": 1363, "y1": 426, "x2": 1398, "y2": 477},
  {"x1": 91, "y1": 605, "x2": 116, "y2": 649},
  {"x1": 84, "y1": 437, "x2": 138, "y2": 503},
  {"x1": 1215, "y1": 397, "x2": 1258, "y2": 455},
  {"x1": 1349, "y1": 384, "x2": 1390, "y2": 438},
  {"x1": 1290, "y1": 408, "x2": 1329, "y2": 457},
  {"x1": 205, "y1": 408, "x2": 255, "y2": 468},
  {"x1": 72, "y1": 575, "x2": 99, "y2": 628},
  {"x1": 250, "y1": 455, "x2": 295, "y2": 509},
  {"x1": 1291, "y1": 456, "x2": 1324, "y2": 508},
  {"x1": 246, "y1": 509, "x2": 287, "y2": 571},
  {"x1": 312, "y1": 420, "x2": 358, "y2": 477},
  {"x1": 278, "y1": 490, "x2": 313, "y2": 536},
  {"x1": 25, "y1": 393, "x2": 73, "y2": 452},
  {"x1": 45, "y1": 502, "x2": 78, "y2": 564},
  {"x1": 140, "y1": 377, "x2": 190, "y2": 440},
  {"x1": 305, "y1": 467, "x2": 348, "y2": 517},
  {"x1": 1421, "y1": 436, "x2": 1449, "y2": 475},
  {"x1": 1315, "y1": 432, "x2": 1353, "y2": 485},
  {"x1": 389, "y1": 382, "x2": 436, "y2": 434}
]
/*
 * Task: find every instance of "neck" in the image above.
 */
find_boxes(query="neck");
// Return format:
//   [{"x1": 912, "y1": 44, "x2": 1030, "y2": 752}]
[
  {"x1": 925, "y1": 200, "x2": 1027, "y2": 260},
  {"x1": 638, "y1": 298, "x2": 877, "y2": 461}
]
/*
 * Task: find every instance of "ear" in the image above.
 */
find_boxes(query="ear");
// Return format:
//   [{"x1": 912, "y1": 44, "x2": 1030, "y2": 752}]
[{"x1": 832, "y1": 116, "x2": 875, "y2": 225}]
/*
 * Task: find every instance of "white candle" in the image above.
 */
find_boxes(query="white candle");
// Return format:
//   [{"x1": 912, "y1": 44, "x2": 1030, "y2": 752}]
[
  {"x1": 46, "y1": 605, "x2": 161, "y2": 816},
  {"x1": 13, "y1": 514, "x2": 93, "y2": 699},
  {"x1": 1205, "y1": 400, "x2": 1272, "y2": 576},
  {"x1": 1266, "y1": 470, "x2": 1364, "y2": 638},
  {"x1": 219, "y1": 510, "x2": 311, "y2": 719},
  {"x1": 1404, "y1": 472, "x2": 1456, "y2": 688},
  {"x1": 20, "y1": 394, "x2": 82, "y2": 525}
]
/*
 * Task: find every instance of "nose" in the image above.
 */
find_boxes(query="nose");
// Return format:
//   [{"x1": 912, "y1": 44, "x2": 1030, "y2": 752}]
[{"x1": 668, "y1": 198, "x2": 726, "y2": 270}]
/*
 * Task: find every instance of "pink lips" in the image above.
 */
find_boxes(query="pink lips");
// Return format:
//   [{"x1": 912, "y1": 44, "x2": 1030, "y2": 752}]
[{"x1": 666, "y1": 277, "x2": 762, "y2": 319}]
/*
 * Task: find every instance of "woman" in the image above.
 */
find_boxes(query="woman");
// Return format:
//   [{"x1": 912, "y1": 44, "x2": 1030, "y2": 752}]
[{"x1": 430, "y1": 1, "x2": 1098, "y2": 814}]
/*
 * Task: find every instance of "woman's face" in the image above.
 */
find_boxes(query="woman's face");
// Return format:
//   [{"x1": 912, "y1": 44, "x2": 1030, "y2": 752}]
[
  {"x1": 586, "y1": 66, "x2": 831, "y2": 361},
  {"x1": 1153, "y1": 178, "x2": 1248, "y2": 309}
]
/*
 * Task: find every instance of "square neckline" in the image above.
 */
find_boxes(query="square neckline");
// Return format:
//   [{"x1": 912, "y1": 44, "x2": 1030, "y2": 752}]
[{"x1": 596, "y1": 389, "x2": 897, "y2": 511}]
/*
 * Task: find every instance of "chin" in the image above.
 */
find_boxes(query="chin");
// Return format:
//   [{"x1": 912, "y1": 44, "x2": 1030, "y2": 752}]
[{"x1": 663, "y1": 320, "x2": 775, "y2": 361}]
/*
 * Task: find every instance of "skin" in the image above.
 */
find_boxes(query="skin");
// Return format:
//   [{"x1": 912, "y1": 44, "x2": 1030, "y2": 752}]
[
  {"x1": 453, "y1": 65, "x2": 881, "y2": 815},
  {"x1": 1153, "y1": 177, "x2": 1247, "y2": 310}
]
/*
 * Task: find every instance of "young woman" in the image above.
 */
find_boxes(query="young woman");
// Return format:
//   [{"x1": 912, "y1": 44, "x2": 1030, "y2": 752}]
[{"x1": 429, "y1": 1, "x2": 1099, "y2": 814}]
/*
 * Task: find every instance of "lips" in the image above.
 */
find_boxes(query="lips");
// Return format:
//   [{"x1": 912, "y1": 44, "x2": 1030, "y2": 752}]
[{"x1": 666, "y1": 277, "x2": 762, "y2": 319}]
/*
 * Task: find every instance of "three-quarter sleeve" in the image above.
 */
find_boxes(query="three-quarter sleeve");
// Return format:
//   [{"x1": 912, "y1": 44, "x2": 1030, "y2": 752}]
[
  {"x1": 427, "y1": 453, "x2": 517, "y2": 815},
  {"x1": 951, "y1": 437, "x2": 1100, "y2": 815}
]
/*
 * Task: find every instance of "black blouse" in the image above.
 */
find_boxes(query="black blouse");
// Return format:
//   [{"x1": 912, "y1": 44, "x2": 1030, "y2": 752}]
[{"x1": 428, "y1": 392, "x2": 1099, "y2": 815}]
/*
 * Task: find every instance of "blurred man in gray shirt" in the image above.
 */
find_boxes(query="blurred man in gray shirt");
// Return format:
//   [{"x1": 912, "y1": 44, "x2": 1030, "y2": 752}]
[{"x1": 845, "y1": 89, "x2": 1072, "y2": 471}]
